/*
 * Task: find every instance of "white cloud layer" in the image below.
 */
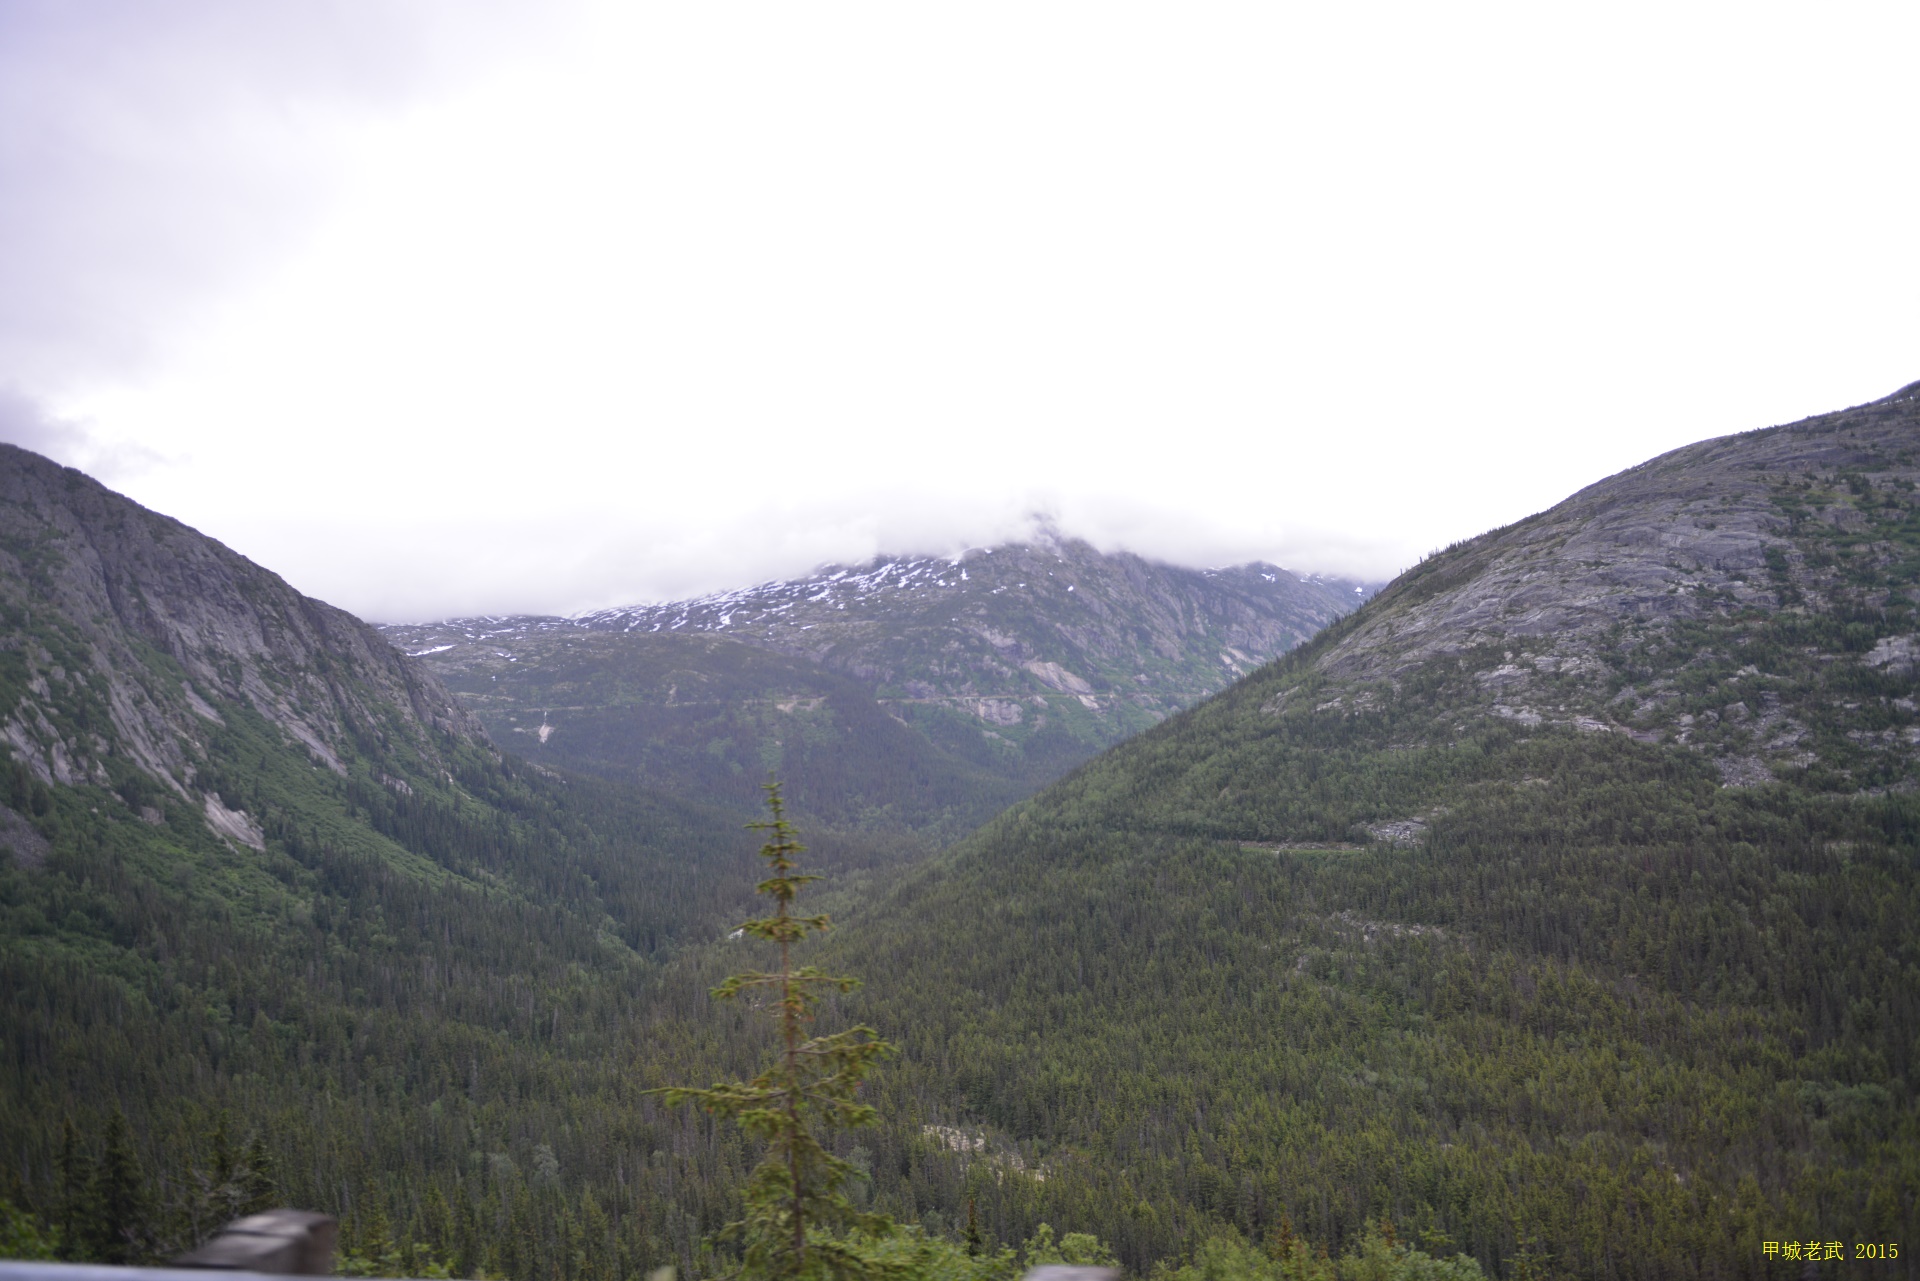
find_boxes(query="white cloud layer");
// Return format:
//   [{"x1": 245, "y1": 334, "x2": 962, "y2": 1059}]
[{"x1": 6, "y1": 2, "x2": 1918, "y2": 620}]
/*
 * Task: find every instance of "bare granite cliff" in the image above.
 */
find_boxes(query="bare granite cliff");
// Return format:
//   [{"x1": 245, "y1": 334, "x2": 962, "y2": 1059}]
[{"x1": 0, "y1": 444, "x2": 487, "y2": 800}]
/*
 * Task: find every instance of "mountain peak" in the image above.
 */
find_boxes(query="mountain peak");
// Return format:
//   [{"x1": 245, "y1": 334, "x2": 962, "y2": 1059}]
[{"x1": 382, "y1": 539, "x2": 1379, "y2": 833}]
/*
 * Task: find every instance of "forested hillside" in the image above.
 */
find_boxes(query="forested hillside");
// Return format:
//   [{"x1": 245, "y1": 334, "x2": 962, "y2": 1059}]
[
  {"x1": 0, "y1": 446, "x2": 760, "y2": 1270},
  {"x1": 381, "y1": 539, "x2": 1373, "y2": 843},
  {"x1": 794, "y1": 386, "x2": 1920, "y2": 1276}
]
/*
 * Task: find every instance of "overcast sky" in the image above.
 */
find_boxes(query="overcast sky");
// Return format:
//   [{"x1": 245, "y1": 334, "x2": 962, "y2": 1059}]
[{"x1": 2, "y1": 1, "x2": 1915, "y2": 622}]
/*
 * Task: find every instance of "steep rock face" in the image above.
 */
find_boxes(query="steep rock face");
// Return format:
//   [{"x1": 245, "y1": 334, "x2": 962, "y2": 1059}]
[
  {"x1": 1284, "y1": 381, "x2": 1920, "y2": 789},
  {"x1": 381, "y1": 537, "x2": 1376, "y2": 833},
  {"x1": 0, "y1": 444, "x2": 486, "y2": 797}
]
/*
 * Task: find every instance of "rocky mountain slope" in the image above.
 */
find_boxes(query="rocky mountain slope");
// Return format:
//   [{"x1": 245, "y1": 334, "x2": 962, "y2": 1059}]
[
  {"x1": 0, "y1": 444, "x2": 480, "y2": 814},
  {"x1": 795, "y1": 382, "x2": 1920, "y2": 1276},
  {"x1": 1285, "y1": 378, "x2": 1920, "y2": 795},
  {"x1": 381, "y1": 537, "x2": 1374, "y2": 838},
  {"x1": 0, "y1": 439, "x2": 754, "y2": 941}
]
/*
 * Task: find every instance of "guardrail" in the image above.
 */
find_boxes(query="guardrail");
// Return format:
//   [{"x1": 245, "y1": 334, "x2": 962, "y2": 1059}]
[
  {"x1": 0, "y1": 1211, "x2": 1117, "y2": 1281},
  {"x1": 1, "y1": 1269, "x2": 1117, "y2": 1281},
  {"x1": 0, "y1": 1267, "x2": 295, "y2": 1281},
  {"x1": 0, "y1": 1211, "x2": 334, "y2": 1278}
]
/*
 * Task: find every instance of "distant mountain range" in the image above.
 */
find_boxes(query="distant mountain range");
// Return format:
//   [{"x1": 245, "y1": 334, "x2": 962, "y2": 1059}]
[{"x1": 381, "y1": 538, "x2": 1377, "y2": 841}]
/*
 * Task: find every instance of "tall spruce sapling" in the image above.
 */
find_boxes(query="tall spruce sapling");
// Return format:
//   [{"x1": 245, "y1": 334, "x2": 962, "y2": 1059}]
[{"x1": 654, "y1": 783, "x2": 896, "y2": 1281}]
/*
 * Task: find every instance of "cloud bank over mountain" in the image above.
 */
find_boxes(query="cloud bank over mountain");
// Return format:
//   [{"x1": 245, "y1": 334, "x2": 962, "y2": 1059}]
[{"x1": 5, "y1": 2, "x2": 1916, "y2": 621}]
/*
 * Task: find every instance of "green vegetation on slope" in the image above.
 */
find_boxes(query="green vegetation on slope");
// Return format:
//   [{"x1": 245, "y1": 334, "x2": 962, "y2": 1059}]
[
  {"x1": 790, "y1": 400, "x2": 1920, "y2": 1279},
  {"x1": 825, "y1": 719, "x2": 1917, "y2": 1276},
  {"x1": 419, "y1": 633, "x2": 1045, "y2": 847},
  {"x1": 0, "y1": 651, "x2": 762, "y2": 1276}
]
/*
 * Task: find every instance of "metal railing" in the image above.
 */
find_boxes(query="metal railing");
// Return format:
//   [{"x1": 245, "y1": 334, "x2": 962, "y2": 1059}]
[
  {"x1": 0, "y1": 1269, "x2": 1116, "y2": 1281},
  {"x1": 0, "y1": 1267, "x2": 295, "y2": 1281},
  {"x1": 2, "y1": 1210, "x2": 332, "y2": 1279},
  {"x1": 0, "y1": 1211, "x2": 1116, "y2": 1281}
]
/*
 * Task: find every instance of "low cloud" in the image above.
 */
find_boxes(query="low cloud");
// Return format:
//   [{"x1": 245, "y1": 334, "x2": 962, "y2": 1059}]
[
  {"x1": 12, "y1": 5, "x2": 1912, "y2": 629},
  {"x1": 0, "y1": 386, "x2": 88, "y2": 459},
  {"x1": 0, "y1": 386, "x2": 169, "y2": 482},
  {"x1": 233, "y1": 482, "x2": 1415, "y2": 626}
]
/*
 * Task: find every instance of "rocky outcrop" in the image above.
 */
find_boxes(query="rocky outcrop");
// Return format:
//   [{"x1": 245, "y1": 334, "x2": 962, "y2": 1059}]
[
  {"x1": 0, "y1": 445, "x2": 488, "y2": 806},
  {"x1": 1271, "y1": 380, "x2": 1920, "y2": 789}
]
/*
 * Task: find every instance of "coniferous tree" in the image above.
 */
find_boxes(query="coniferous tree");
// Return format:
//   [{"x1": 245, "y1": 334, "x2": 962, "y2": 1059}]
[
  {"x1": 655, "y1": 783, "x2": 896, "y2": 1281},
  {"x1": 53, "y1": 1118, "x2": 89, "y2": 1261},
  {"x1": 189, "y1": 1114, "x2": 242, "y2": 1241},
  {"x1": 89, "y1": 1109, "x2": 147, "y2": 1264},
  {"x1": 238, "y1": 1135, "x2": 276, "y2": 1216},
  {"x1": 208, "y1": 1117, "x2": 235, "y2": 1196}
]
